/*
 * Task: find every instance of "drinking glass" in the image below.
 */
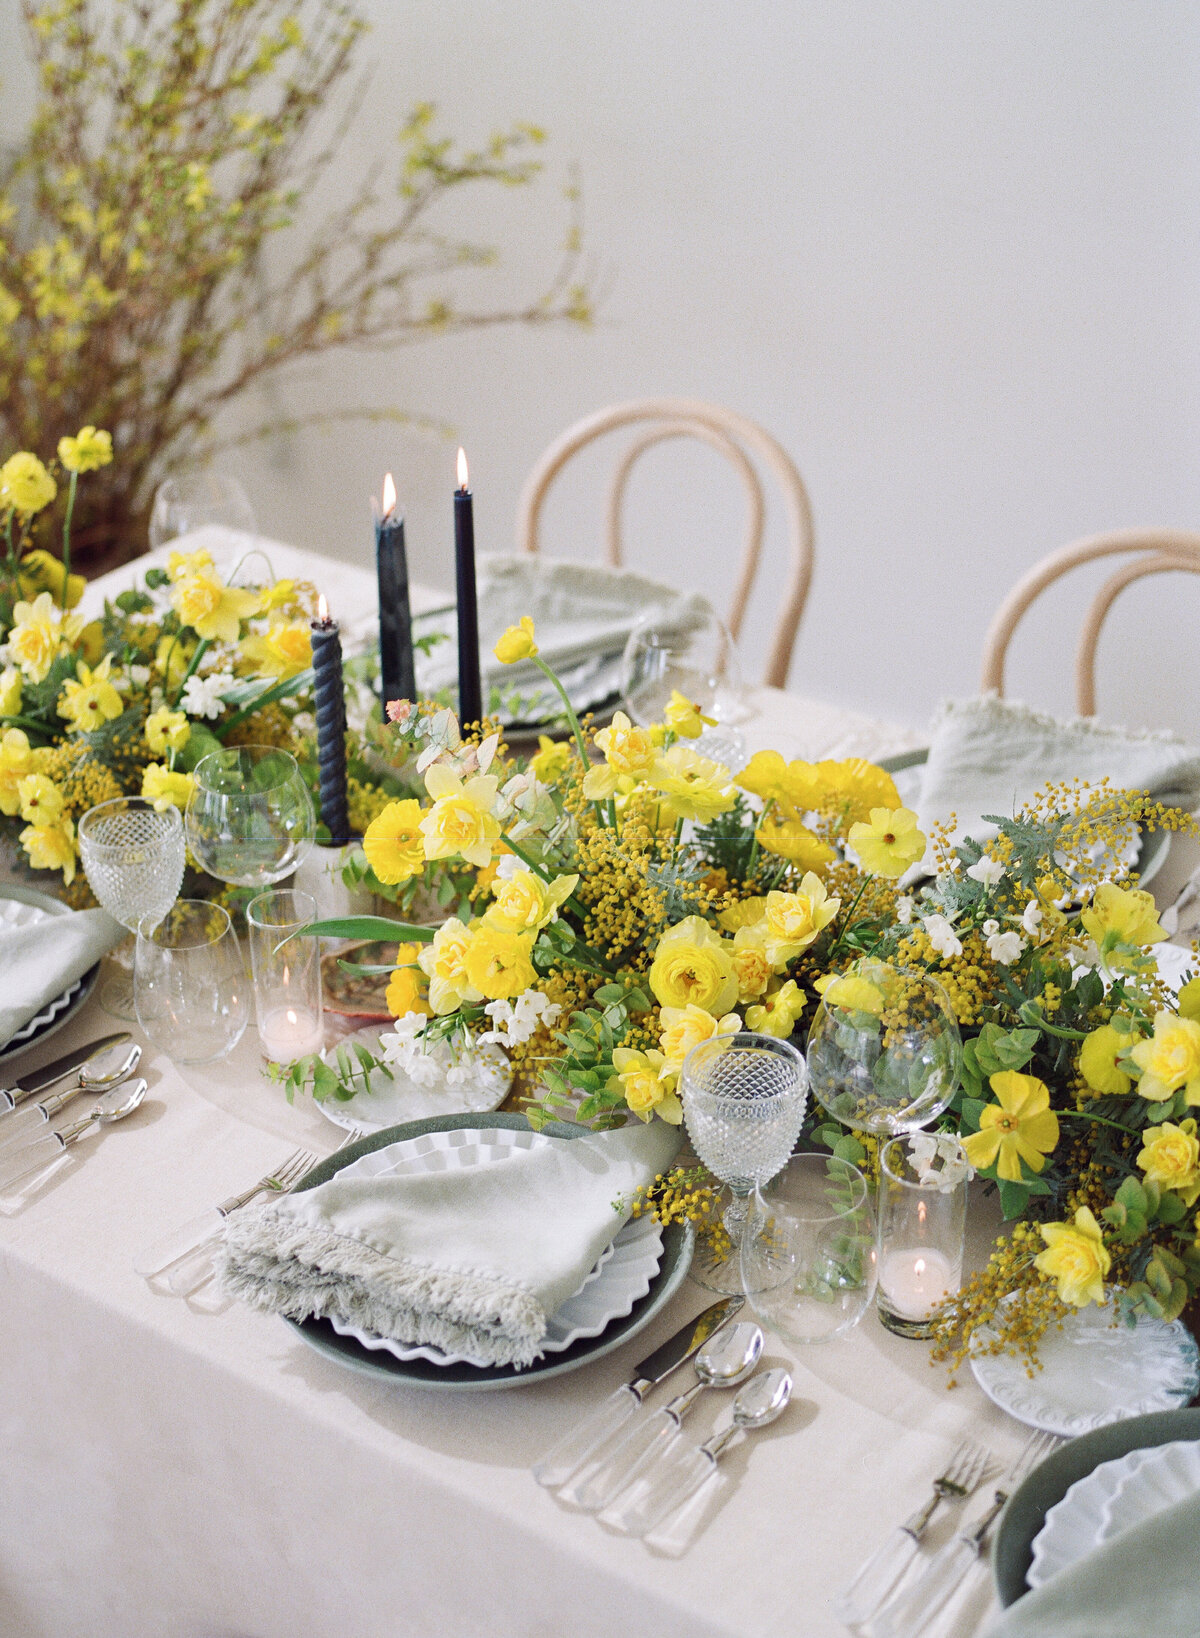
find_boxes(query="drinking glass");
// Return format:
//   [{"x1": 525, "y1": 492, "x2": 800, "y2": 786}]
[
  {"x1": 186, "y1": 745, "x2": 316, "y2": 887},
  {"x1": 149, "y1": 472, "x2": 257, "y2": 548},
  {"x1": 78, "y1": 798, "x2": 186, "y2": 1019},
  {"x1": 681, "y1": 1032, "x2": 808, "y2": 1295},
  {"x1": 134, "y1": 900, "x2": 249, "y2": 1064},
  {"x1": 742, "y1": 1153, "x2": 877, "y2": 1344},
  {"x1": 621, "y1": 596, "x2": 748, "y2": 739},
  {"x1": 247, "y1": 889, "x2": 324, "y2": 1063},
  {"x1": 876, "y1": 1136, "x2": 968, "y2": 1339}
]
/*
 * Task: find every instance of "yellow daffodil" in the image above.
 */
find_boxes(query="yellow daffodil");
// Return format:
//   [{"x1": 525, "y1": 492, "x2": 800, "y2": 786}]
[
  {"x1": 816, "y1": 972, "x2": 885, "y2": 1016},
  {"x1": 484, "y1": 869, "x2": 578, "y2": 935},
  {"x1": 57, "y1": 425, "x2": 112, "y2": 473},
  {"x1": 529, "y1": 734, "x2": 573, "y2": 784},
  {"x1": 1034, "y1": 1206, "x2": 1110, "y2": 1308},
  {"x1": 1080, "y1": 882, "x2": 1167, "y2": 964},
  {"x1": 847, "y1": 806, "x2": 926, "y2": 877},
  {"x1": 1178, "y1": 975, "x2": 1200, "y2": 1023},
  {"x1": 16, "y1": 547, "x2": 85, "y2": 609},
  {"x1": 1078, "y1": 1024, "x2": 1133, "y2": 1096},
  {"x1": 612, "y1": 1047, "x2": 682, "y2": 1125},
  {"x1": 363, "y1": 799, "x2": 426, "y2": 884},
  {"x1": 647, "y1": 744, "x2": 735, "y2": 823},
  {"x1": 717, "y1": 896, "x2": 768, "y2": 933},
  {"x1": 258, "y1": 578, "x2": 299, "y2": 612},
  {"x1": 141, "y1": 763, "x2": 194, "y2": 813},
  {"x1": 582, "y1": 711, "x2": 658, "y2": 799},
  {"x1": 240, "y1": 621, "x2": 312, "y2": 680},
  {"x1": 0, "y1": 666, "x2": 21, "y2": 717},
  {"x1": 658, "y1": 1003, "x2": 741, "y2": 1068},
  {"x1": 648, "y1": 916, "x2": 740, "y2": 1015},
  {"x1": 735, "y1": 750, "x2": 825, "y2": 816},
  {"x1": 16, "y1": 773, "x2": 63, "y2": 825},
  {"x1": 0, "y1": 728, "x2": 44, "y2": 815},
  {"x1": 0, "y1": 451, "x2": 56, "y2": 516},
  {"x1": 662, "y1": 690, "x2": 715, "y2": 739},
  {"x1": 762, "y1": 875, "x2": 841, "y2": 966},
  {"x1": 20, "y1": 815, "x2": 75, "y2": 883},
  {"x1": 166, "y1": 547, "x2": 214, "y2": 582},
  {"x1": 494, "y1": 616, "x2": 537, "y2": 664},
  {"x1": 385, "y1": 944, "x2": 432, "y2": 1020},
  {"x1": 730, "y1": 923, "x2": 772, "y2": 1001},
  {"x1": 8, "y1": 592, "x2": 84, "y2": 683},
  {"x1": 745, "y1": 979, "x2": 806, "y2": 1038},
  {"x1": 144, "y1": 707, "x2": 190, "y2": 757},
  {"x1": 418, "y1": 918, "x2": 481, "y2": 1013},
  {"x1": 419, "y1": 766, "x2": 501, "y2": 867},
  {"x1": 961, "y1": 1070, "x2": 1060, "y2": 1182},
  {"x1": 1137, "y1": 1120, "x2": 1200, "y2": 1207},
  {"x1": 171, "y1": 571, "x2": 261, "y2": 643},
  {"x1": 754, "y1": 814, "x2": 836, "y2": 871},
  {"x1": 1129, "y1": 1011, "x2": 1200, "y2": 1103},
  {"x1": 57, "y1": 656, "x2": 124, "y2": 733},
  {"x1": 462, "y1": 925, "x2": 537, "y2": 1001},
  {"x1": 818, "y1": 758, "x2": 902, "y2": 825}
]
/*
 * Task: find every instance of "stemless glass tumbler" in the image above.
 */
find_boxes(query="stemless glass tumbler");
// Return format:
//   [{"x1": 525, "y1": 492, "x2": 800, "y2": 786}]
[
  {"x1": 246, "y1": 889, "x2": 324, "y2": 1063},
  {"x1": 134, "y1": 900, "x2": 249, "y2": 1064},
  {"x1": 78, "y1": 797, "x2": 186, "y2": 1019},
  {"x1": 186, "y1": 746, "x2": 315, "y2": 888},
  {"x1": 681, "y1": 1032, "x2": 809, "y2": 1295}
]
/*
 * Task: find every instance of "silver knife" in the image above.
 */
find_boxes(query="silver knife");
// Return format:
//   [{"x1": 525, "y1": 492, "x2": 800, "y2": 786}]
[
  {"x1": 532, "y1": 1296, "x2": 745, "y2": 1488},
  {"x1": 0, "y1": 1032, "x2": 133, "y2": 1112}
]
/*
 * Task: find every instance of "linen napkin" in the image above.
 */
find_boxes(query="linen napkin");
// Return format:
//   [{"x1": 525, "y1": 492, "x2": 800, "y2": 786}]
[
  {"x1": 985, "y1": 1487, "x2": 1200, "y2": 1637},
  {"x1": 0, "y1": 904, "x2": 123, "y2": 1050},
  {"x1": 916, "y1": 696, "x2": 1200, "y2": 851},
  {"x1": 216, "y1": 1120, "x2": 682, "y2": 1368}
]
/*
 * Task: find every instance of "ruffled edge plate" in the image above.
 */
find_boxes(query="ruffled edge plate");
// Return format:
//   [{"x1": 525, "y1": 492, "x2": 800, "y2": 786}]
[
  {"x1": 0, "y1": 883, "x2": 101, "y2": 1063},
  {"x1": 1101, "y1": 1438, "x2": 1200, "y2": 1541},
  {"x1": 1028, "y1": 1445, "x2": 1158, "y2": 1588}
]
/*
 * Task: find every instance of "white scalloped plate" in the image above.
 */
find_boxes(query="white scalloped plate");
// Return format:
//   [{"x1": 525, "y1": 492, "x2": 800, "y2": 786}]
[
  {"x1": 316, "y1": 1026, "x2": 511, "y2": 1136},
  {"x1": 970, "y1": 1297, "x2": 1200, "y2": 1437},
  {"x1": 0, "y1": 886, "x2": 97, "y2": 1061},
  {"x1": 1102, "y1": 1439, "x2": 1200, "y2": 1540},
  {"x1": 326, "y1": 1127, "x2": 663, "y2": 1368},
  {"x1": 1028, "y1": 1446, "x2": 1158, "y2": 1588}
]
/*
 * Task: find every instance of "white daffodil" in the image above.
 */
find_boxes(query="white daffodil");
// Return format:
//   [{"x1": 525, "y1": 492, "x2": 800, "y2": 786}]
[
  {"x1": 966, "y1": 856, "x2": 1005, "y2": 888},
  {"x1": 1021, "y1": 900, "x2": 1044, "y2": 937},
  {"x1": 922, "y1": 913, "x2": 963, "y2": 960}
]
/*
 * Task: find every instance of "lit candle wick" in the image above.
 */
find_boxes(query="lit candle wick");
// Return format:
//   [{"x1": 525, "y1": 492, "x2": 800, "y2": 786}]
[
  {"x1": 457, "y1": 446, "x2": 469, "y2": 492},
  {"x1": 914, "y1": 1257, "x2": 926, "y2": 1278}
]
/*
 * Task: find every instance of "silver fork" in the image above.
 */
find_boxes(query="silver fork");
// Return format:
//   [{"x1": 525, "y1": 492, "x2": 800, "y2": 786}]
[
  {"x1": 833, "y1": 1440, "x2": 991, "y2": 1626},
  {"x1": 161, "y1": 1147, "x2": 318, "y2": 1295},
  {"x1": 873, "y1": 1431, "x2": 1060, "y2": 1638}
]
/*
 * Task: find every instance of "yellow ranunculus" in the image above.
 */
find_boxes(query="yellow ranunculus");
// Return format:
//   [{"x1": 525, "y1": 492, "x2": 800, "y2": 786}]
[
  {"x1": 141, "y1": 763, "x2": 195, "y2": 813},
  {"x1": 484, "y1": 869, "x2": 578, "y2": 935},
  {"x1": 1080, "y1": 882, "x2": 1167, "y2": 963},
  {"x1": 648, "y1": 915, "x2": 739, "y2": 1015},
  {"x1": 529, "y1": 734, "x2": 573, "y2": 784},
  {"x1": 1129, "y1": 1011, "x2": 1200, "y2": 1103},
  {"x1": 1034, "y1": 1206, "x2": 1111, "y2": 1308},
  {"x1": 20, "y1": 816, "x2": 75, "y2": 883},
  {"x1": 1178, "y1": 975, "x2": 1200, "y2": 1023},
  {"x1": 847, "y1": 806, "x2": 926, "y2": 877},
  {"x1": 730, "y1": 923, "x2": 772, "y2": 1001},
  {"x1": 745, "y1": 979, "x2": 806, "y2": 1038},
  {"x1": 166, "y1": 547, "x2": 214, "y2": 582},
  {"x1": 647, "y1": 744, "x2": 735, "y2": 823},
  {"x1": 8, "y1": 592, "x2": 84, "y2": 683},
  {"x1": 658, "y1": 1003, "x2": 741, "y2": 1068},
  {"x1": 818, "y1": 759, "x2": 902, "y2": 825},
  {"x1": 419, "y1": 766, "x2": 501, "y2": 867},
  {"x1": 611, "y1": 1046, "x2": 681, "y2": 1125},
  {"x1": 171, "y1": 571, "x2": 261, "y2": 642},
  {"x1": 363, "y1": 799, "x2": 426, "y2": 884},
  {"x1": 0, "y1": 728, "x2": 42, "y2": 815},
  {"x1": 494, "y1": 616, "x2": 537, "y2": 664},
  {"x1": 754, "y1": 814, "x2": 836, "y2": 872},
  {"x1": 385, "y1": 943, "x2": 432, "y2": 1019},
  {"x1": 961, "y1": 1070, "x2": 1060, "y2": 1182},
  {"x1": 762, "y1": 874, "x2": 841, "y2": 967},
  {"x1": 0, "y1": 665, "x2": 21, "y2": 717},
  {"x1": 735, "y1": 750, "x2": 825, "y2": 816},
  {"x1": 582, "y1": 711, "x2": 659, "y2": 799},
  {"x1": 418, "y1": 918, "x2": 480, "y2": 1013},
  {"x1": 816, "y1": 972, "x2": 885, "y2": 1016},
  {"x1": 144, "y1": 707, "x2": 190, "y2": 756},
  {"x1": 57, "y1": 656, "x2": 124, "y2": 733},
  {"x1": 57, "y1": 426, "x2": 112, "y2": 473},
  {"x1": 1078, "y1": 1024, "x2": 1133, "y2": 1096},
  {"x1": 463, "y1": 924, "x2": 537, "y2": 1001},
  {"x1": 0, "y1": 452, "x2": 56, "y2": 516},
  {"x1": 16, "y1": 773, "x2": 63, "y2": 825},
  {"x1": 17, "y1": 547, "x2": 85, "y2": 609},
  {"x1": 1137, "y1": 1120, "x2": 1200, "y2": 1207},
  {"x1": 662, "y1": 690, "x2": 715, "y2": 740},
  {"x1": 240, "y1": 621, "x2": 312, "y2": 680}
]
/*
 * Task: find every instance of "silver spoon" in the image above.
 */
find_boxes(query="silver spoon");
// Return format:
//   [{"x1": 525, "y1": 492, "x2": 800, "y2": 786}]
[
  {"x1": 564, "y1": 1321, "x2": 764, "y2": 1510},
  {"x1": 0, "y1": 1077, "x2": 148, "y2": 1191},
  {"x1": 0, "y1": 1039, "x2": 142, "y2": 1154}
]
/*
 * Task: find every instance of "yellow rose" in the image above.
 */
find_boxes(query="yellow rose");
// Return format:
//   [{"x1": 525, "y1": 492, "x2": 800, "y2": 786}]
[
  {"x1": 961, "y1": 1070, "x2": 1060, "y2": 1182},
  {"x1": 745, "y1": 979, "x2": 806, "y2": 1039},
  {"x1": 847, "y1": 806, "x2": 926, "y2": 877},
  {"x1": 166, "y1": 547, "x2": 214, "y2": 582},
  {"x1": 762, "y1": 874, "x2": 841, "y2": 966},
  {"x1": 418, "y1": 918, "x2": 480, "y2": 1013},
  {"x1": 0, "y1": 451, "x2": 56, "y2": 516},
  {"x1": 16, "y1": 773, "x2": 63, "y2": 825},
  {"x1": 659, "y1": 1003, "x2": 741, "y2": 1068},
  {"x1": 647, "y1": 744, "x2": 735, "y2": 823},
  {"x1": 20, "y1": 816, "x2": 75, "y2": 883},
  {"x1": 363, "y1": 799, "x2": 426, "y2": 884},
  {"x1": 0, "y1": 666, "x2": 21, "y2": 717},
  {"x1": 144, "y1": 707, "x2": 191, "y2": 757},
  {"x1": 1137, "y1": 1120, "x2": 1200, "y2": 1207},
  {"x1": 57, "y1": 656, "x2": 124, "y2": 733},
  {"x1": 0, "y1": 727, "x2": 42, "y2": 815},
  {"x1": 141, "y1": 763, "x2": 195, "y2": 813},
  {"x1": 754, "y1": 814, "x2": 836, "y2": 872},
  {"x1": 16, "y1": 547, "x2": 85, "y2": 609},
  {"x1": 463, "y1": 924, "x2": 537, "y2": 1001},
  {"x1": 385, "y1": 944, "x2": 432, "y2": 1020},
  {"x1": 171, "y1": 571, "x2": 261, "y2": 642},
  {"x1": 611, "y1": 1046, "x2": 681, "y2": 1125},
  {"x1": 494, "y1": 616, "x2": 537, "y2": 664},
  {"x1": 240, "y1": 621, "x2": 313, "y2": 680},
  {"x1": 57, "y1": 426, "x2": 112, "y2": 473},
  {"x1": 582, "y1": 711, "x2": 659, "y2": 799},
  {"x1": 1129, "y1": 1011, "x2": 1200, "y2": 1103},
  {"x1": 529, "y1": 734, "x2": 573, "y2": 784},
  {"x1": 730, "y1": 923, "x2": 772, "y2": 1001},
  {"x1": 1034, "y1": 1206, "x2": 1111, "y2": 1308},
  {"x1": 419, "y1": 766, "x2": 501, "y2": 868},
  {"x1": 1080, "y1": 882, "x2": 1166, "y2": 965},
  {"x1": 8, "y1": 592, "x2": 84, "y2": 683},
  {"x1": 484, "y1": 869, "x2": 578, "y2": 935},
  {"x1": 816, "y1": 972, "x2": 885, "y2": 1015},
  {"x1": 1078, "y1": 1024, "x2": 1133, "y2": 1096},
  {"x1": 648, "y1": 915, "x2": 739, "y2": 1014},
  {"x1": 662, "y1": 690, "x2": 715, "y2": 739}
]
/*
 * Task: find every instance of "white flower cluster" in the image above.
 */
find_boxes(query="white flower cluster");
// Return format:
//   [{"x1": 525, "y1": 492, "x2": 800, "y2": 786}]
[
  {"x1": 377, "y1": 1012, "x2": 511, "y2": 1100},
  {"x1": 906, "y1": 1131, "x2": 973, "y2": 1193},
  {"x1": 982, "y1": 919, "x2": 1025, "y2": 965},
  {"x1": 478, "y1": 988, "x2": 562, "y2": 1048},
  {"x1": 181, "y1": 669, "x2": 236, "y2": 719},
  {"x1": 922, "y1": 913, "x2": 962, "y2": 960}
]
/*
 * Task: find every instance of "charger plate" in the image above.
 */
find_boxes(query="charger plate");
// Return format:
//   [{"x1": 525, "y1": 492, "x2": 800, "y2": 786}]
[
  {"x1": 0, "y1": 883, "x2": 100, "y2": 1064},
  {"x1": 285, "y1": 1113, "x2": 693, "y2": 1391}
]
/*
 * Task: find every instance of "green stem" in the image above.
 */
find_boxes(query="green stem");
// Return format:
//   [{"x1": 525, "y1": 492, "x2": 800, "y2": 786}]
[
  {"x1": 532, "y1": 653, "x2": 607, "y2": 825},
  {"x1": 169, "y1": 637, "x2": 211, "y2": 709},
  {"x1": 673, "y1": 816, "x2": 684, "y2": 852},
  {"x1": 60, "y1": 472, "x2": 77, "y2": 612},
  {"x1": 1059, "y1": 1109, "x2": 1139, "y2": 1135},
  {"x1": 1019, "y1": 1003, "x2": 1089, "y2": 1041},
  {"x1": 4, "y1": 510, "x2": 15, "y2": 578},
  {"x1": 828, "y1": 879, "x2": 871, "y2": 956},
  {"x1": 218, "y1": 670, "x2": 312, "y2": 738},
  {"x1": 0, "y1": 714, "x2": 56, "y2": 741}
]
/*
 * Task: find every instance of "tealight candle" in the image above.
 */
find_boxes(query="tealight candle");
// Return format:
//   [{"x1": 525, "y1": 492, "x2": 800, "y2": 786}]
[
  {"x1": 246, "y1": 889, "x2": 324, "y2": 1067},
  {"x1": 876, "y1": 1137, "x2": 968, "y2": 1340},
  {"x1": 259, "y1": 1005, "x2": 324, "y2": 1064},
  {"x1": 878, "y1": 1248, "x2": 955, "y2": 1322}
]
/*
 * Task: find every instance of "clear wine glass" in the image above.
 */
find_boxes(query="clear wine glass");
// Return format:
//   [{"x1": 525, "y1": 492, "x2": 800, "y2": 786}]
[
  {"x1": 148, "y1": 472, "x2": 257, "y2": 549},
  {"x1": 681, "y1": 1031, "x2": 809, "y2": 1295},
  {"x1": 185, "y1": 745, "x2": 315, "y2": 888},
  {"x1": 134, "y1": 900, "x2": 249, "y2": 1064},
  {"x1": 78, "y1": 798, "x2": 186, "y2": 1020},
  {"x1": 620, "y1": 596, "x2": 749, "y2": 768}
]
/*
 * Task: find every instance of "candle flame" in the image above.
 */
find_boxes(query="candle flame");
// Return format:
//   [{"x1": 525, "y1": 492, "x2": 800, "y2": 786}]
[
  {"x1": 317, "y1": 593, "x2": 329, "y2": 622},
  {"x1": 914, "y1": 1257, "x2": 926, "y2": 1277},
  {"x1": 457, "y1": 446, "x2": 469, "y2": 490},
  {"x1": 917, "y1": 1199, "x2": 927, "y2": 1225},
  {"x1": 286, "y1": 1009, "x2": 297, "y2": 1026},
  {"x1": 382, "y1": 472, "x2": 397, "y2": 515}
]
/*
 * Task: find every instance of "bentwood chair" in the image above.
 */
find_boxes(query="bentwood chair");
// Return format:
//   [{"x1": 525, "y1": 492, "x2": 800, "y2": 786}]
[
  {"x1": 514, "y1": 398, "x2": 815, "y2": 688},
  {"x1": 980, "y1": 528, "x2": 1200, "y2": 715}
]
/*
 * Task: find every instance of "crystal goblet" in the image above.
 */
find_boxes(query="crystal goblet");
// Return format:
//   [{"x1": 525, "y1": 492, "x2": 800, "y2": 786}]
[
  {"x1": 78, "y1": 797, "x2": 186, "y2": 1019},
  {"x1": 186, "y1": 745, "x2": 315, "y2": 888},
  {"x1": 149, "y1": 472, "x2": 256, "y2": 549},
  {"x1": 620, "y1": 595, "x2": 748, "y2": 759}
]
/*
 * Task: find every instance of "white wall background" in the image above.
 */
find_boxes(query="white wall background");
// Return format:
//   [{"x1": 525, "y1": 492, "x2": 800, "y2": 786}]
[{"x1": 3, "y1": 2, "x2": 1200, "y2": 736}]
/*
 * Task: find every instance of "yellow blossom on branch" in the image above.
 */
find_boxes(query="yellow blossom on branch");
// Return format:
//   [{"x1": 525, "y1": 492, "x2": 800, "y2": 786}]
[
  {"x1": 745, "y1": 979, "x2": 806, "y2": 1038},
  {"x1": 816, "y1": 971, "x2": 885, "y2": 1016},
  {"x1": 16, "y1": 772, "x2": 63, "y2": 825},
  {"x1": 761, "y1": 875, "x2": 840, "y2": 966},
  {"x1": 8, "y1": 592, "x2": 84, "y2": 683},
  {"x1": 1078, "y1": 1023, "x2": 1133, "y2": 1095},
  {"x1": 144, "y1": 707, "x2": 190, "y2": 756},
  {"x1": 494, "y1": 616, "x2": 537, "y2": 664},
  {"x1": 529, "y1": 734, "x2": 573, "y2": 784},
  {"x1": 1080, "y1": 881, "x2": 1166, "y2": 965},
  {"x1": 658, "y1": 1003, "x2": 741, "y2": 1069},
  {"x1": 20, "y1": 814, "x2": 75, "y2": 883},
  {"x1": 462, "y1": 924, "x2": 537, "y2": 1001},
  {"x1": 582, "y1": 711, "x2": 658, "y2": 799},
  {"x1": 419, "y1": 766, "x2": 501, "y2": 868},
  {"x1": 962, "y1": 1070, "x2": 1060, "y2": 1182},
  {"x1": 647, "y1": 744, "x2": 735, "y2": 823},
  {"x1": 57, "y1": 425, "x2": 112, "y2": 473},
  {"x1": 417, "y1": 918, "x2": 480, "y2": 1013},
  {"x1": 735, "y1": 750, "x2": 824, "y2": 815},
  {"x1": 171, "y1": 571, "x2": 261, "y2": 642},
  {"x1": 0, "y1": 666, "x2": 21, "y2": 717},
  {"x1": 484, "y1": 868, "x2": 578, "y2": 935},
  {"x1": 385, "y1": 944, "x2": 432, "y2": 1020},
  {"x1": 141, "y1": 763, "x2": 194, "y2": 812},
  {"x1": 662, "y1": 690, "x2": 715, "y2": 739},
  {"x1": 612, "y1": 1046, "x2": 681, "y2": 1124},
  {"x1": 754, "y1": 813, "x2": 836, "y2": 871},
  {"x1": 240, "y1": 620, "x2": 312, "y2": 679},
  {"x1": 1034, "y1": 1206, "x2": 1110, "y2": 1307},
  {"x1": 730, "y1": 922, "x2": 772, "y2": 1001},
  {"x1": 648, "y1": 915, "x2": 739, "y2": 1014},
  {"x1": 0, "y1": 728, "x2": 43, "y2": 815},
  {"x1": 166, "y1": 547, "x2": 215, "y2": 583},
  {"x1": 17, "y1": 547, "x2": 85, "y2": 609},
  {"x1": 57, "y1": 656, "x2": 124, "y2": 733}
]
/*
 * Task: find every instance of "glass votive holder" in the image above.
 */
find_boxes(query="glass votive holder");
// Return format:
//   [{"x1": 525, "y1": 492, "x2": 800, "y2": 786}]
[
  {"x1": 876, "y1": 1135, "x2": 968, "y2": 1340},
  {"x1": 246, "y1": 889, "x2": 324, "y2": 1063},
  {"x1": 134, "y1": 900, "x2": 250, "y2": 1065}
]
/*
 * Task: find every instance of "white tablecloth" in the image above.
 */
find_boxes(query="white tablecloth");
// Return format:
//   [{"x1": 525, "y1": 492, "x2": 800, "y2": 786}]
[{"x1": 0, "y1": 544, "x2": 1029, "y2": 1638}]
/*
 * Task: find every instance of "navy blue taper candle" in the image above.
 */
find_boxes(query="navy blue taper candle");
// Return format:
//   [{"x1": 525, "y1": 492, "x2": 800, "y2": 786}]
[
  {"x1": 310, "y1": 594, "x2": 350, "y2": 846},
  {"x1": 375, "y1": 471, "x2": 416, "y2": 712},
  {"x1": 454, "y1": 446, "x2": 482, "y2": 729}
]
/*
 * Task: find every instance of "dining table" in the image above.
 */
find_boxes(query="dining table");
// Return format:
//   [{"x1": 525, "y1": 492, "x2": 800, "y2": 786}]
[{"x1": 0, "y1": 538, "x2": 1181, "y2": 1638}]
